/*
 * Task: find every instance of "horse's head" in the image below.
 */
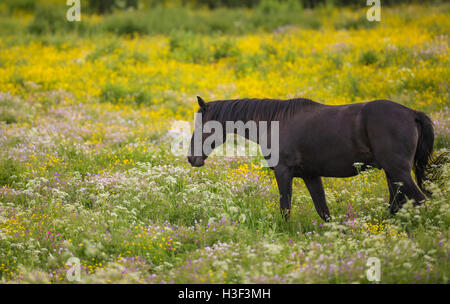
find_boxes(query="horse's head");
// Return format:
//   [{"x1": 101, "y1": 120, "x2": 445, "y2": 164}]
[{"x1": 187, "y1": 96, "x2": 222, "y2": 167}]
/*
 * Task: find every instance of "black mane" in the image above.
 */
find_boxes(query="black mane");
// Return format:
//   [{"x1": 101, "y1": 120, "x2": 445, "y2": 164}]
[{"x1": 203, "y1": 98, "x2": 319, "y2": 123}]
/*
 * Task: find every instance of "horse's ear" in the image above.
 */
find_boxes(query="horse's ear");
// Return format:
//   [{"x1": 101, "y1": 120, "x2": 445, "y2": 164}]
[{"x1": 197, "y1": 96, "x2": 207, "y2": 110}]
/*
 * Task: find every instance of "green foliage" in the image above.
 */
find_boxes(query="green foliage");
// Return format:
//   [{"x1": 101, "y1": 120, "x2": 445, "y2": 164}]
[
  {"x1": 27, "y1": 6, "x2": 87, "y2": 35},
  {"x1": 11, "y1": 3, "x2": 318, "y2": 37},
  {"x1": 359, "y1": 50, "x2": 379, "y2": 65},
  {"x1": 0, "y1": 93, "x2": 30, "y2": 124},
  {"x1": 3, "y1": 0, "x2": 36, "y2": 13},
  {"x1": 100, "y1": 82, "x2": 153, "y2": 106},
  {"x1": 169, "y1": 32, "x2": 238, "y2": 63},
  {"x1": 0, "y1": 1, "x2": 440, "y2": 37},
  {"x1": 0, "y1": 158, "x2": 25, "y2": 186},
  {"x1": 334, "y1": 13, "x2": 377, "y2": 30},
  {"x1": 101, "y1": 11, "x2": 150, "y2": 36}
]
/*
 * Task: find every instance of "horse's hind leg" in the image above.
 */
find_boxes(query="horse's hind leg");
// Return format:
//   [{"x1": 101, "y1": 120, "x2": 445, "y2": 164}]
[
  {"x1": 303, "y1": 177, "x2": 330, "y2": 222},
  {"x1": 399, "y1": 174, "x2": 426, "y2": 206},
  {"x1": 385, "y1": 172, "x2": 407, "y2": 214},
  {"x1": 366, "y1": 112, "x2": 425, "y2": 213},
  {"x1": 382, "y1": 163, "x2": 426, "y2": 214}
]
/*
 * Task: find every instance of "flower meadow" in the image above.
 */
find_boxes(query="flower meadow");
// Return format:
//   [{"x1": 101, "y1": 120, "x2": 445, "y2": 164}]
[{"x1": 0, "y1": 2, "x2": 449, "y2": 283}]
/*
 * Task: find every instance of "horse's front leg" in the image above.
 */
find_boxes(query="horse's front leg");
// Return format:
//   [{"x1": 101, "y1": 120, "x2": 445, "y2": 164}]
[
  {"x1": 303, "y1": 176, "x2": 331, "y2": 222},
  {"x1": 274, "y1": 165, "x2": 293, "y2": 220}
]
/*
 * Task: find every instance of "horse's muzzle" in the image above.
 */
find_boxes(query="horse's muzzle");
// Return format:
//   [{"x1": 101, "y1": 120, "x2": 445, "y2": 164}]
[{"x1": 187, "y1": 156, "x2": 205, "y2": 167}]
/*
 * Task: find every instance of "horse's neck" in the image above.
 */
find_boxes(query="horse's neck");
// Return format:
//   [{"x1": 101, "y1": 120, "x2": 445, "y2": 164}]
[
  {"x1": 213, "y1": 98, "x2": 298, "y2": 143},
  {"x1": 221, "y1": 117, "x2": 271, "y2": 145}
]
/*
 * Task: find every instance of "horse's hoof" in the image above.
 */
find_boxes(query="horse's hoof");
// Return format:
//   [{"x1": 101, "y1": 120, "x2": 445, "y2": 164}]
[
  {"x1": 390, "y1": 206, "x2": 399, "y2": 215},
  {"x1": 413, "y1": 200, "x2": 425, "y2": 207}
]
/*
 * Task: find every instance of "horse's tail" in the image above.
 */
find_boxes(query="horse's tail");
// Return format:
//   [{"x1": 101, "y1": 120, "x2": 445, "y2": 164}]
[{"x1": 414, "y1": 111, "x2": 434, "y2": 196}]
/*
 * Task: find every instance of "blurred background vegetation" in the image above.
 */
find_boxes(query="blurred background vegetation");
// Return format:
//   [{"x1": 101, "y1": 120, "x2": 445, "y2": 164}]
[
  {"x1": 1, "y1": 0, "x2": 444, "y2": 12},
  {"x1": 0, "y1": 0, "x2": 447, "y2": 37}
]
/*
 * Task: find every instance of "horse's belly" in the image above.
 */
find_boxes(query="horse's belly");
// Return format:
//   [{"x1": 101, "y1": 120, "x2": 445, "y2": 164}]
[
  {"x1": 295, "y1": 152, "x2": 379, "y2": 178},
  {"x1": 301, "y1": 161, "x2": 359, "y2": 177}
]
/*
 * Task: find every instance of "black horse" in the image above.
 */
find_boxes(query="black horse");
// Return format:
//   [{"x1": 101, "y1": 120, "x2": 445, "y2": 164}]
[{"x1": 187, "y1": 96, "x2": 434, "y2": 221}]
